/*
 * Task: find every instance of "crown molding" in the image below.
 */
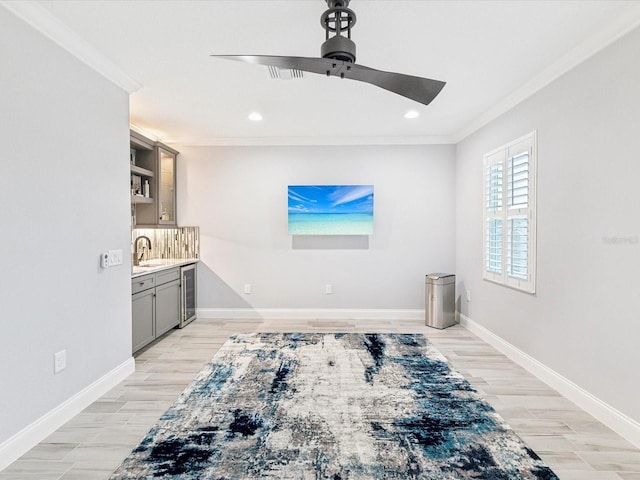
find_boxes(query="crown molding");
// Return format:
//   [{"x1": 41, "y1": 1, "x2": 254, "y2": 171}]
[
  {"x1": 452, "y1": 5, "x2": 640, "y2": 143},
  {"x1": 169, "y1": 134, "x2": 454, "y2": 148},
  {"x1": 129, "y1": 123, "x2": 161, "y2": 142},
  {"x1": 1, "y1": 0, "x2": 141, "y2": 94}
]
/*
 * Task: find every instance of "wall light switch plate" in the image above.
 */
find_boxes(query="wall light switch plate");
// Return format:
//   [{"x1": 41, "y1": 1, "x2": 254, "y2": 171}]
[
  {"x1": 244, "y1": 284, "x2": 252, "y2": 294},
  {"x1": 325, "y1": 284, "x2": 333, "y2": 294},
  {"x1": 108, "y1": 249, "x2": 123, "y2": 266}
]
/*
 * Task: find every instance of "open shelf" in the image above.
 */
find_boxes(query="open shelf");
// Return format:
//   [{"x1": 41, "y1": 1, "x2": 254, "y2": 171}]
[
  {"x1": 131, "y1": 195, "x2": 153, "y2": 204},
  {"x1": 130, "y1": 130, "x2": 178, "y2": 226},
  {"x1": 130, "y1": 164, "x2": 154, "y2": 177}
]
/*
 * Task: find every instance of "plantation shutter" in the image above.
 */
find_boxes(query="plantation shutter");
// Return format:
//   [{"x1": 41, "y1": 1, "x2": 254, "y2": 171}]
[
  {"x1": 483, "y1": 150, "x2": 505, "y2": 284},
  {"x1": 482, "y1": 132, "x2": 536, "y2": 294}
]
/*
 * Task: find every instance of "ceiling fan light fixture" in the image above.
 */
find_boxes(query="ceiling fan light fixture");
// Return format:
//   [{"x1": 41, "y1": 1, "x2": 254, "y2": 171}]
[
  {"x1": 404, "y1": 110, "x2": 420, "y2": 119},
  {"x1": 248, "y1": 112, "x2": 263, "y2": 122}
]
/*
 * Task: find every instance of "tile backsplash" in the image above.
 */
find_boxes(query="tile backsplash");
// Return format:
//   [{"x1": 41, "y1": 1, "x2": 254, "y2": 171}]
[{"x1": 132, "y1": 226, "x2": 199, "y2": 261}]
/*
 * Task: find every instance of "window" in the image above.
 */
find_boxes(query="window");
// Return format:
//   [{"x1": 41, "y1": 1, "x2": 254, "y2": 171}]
[{"x1": 483, "y1": 131, "x2": 536, "y2": 293}]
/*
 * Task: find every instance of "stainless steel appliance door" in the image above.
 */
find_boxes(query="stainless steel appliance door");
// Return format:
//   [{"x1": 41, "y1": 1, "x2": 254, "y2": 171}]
[{"x1": 180, "y1": 264, "x2": 197, "y2": 327}]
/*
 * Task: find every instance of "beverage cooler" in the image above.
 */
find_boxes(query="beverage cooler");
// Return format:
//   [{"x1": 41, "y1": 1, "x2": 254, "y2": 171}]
[{"x1": 180, "y1": 264, "x2": 197, "y2": 328}]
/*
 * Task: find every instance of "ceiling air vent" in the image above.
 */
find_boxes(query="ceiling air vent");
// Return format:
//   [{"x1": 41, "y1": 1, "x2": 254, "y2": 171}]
[{"x1": 267, "y1": 65, "x2": 304, "y2": 80}]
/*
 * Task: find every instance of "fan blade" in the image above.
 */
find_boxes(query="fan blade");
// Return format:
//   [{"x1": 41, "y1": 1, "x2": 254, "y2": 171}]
[
  {"x1": 344, "y1": 63, "x2": 445, "y2": 106},
  {"x1": 212, "y1": 55, "x2": 344, "y2": 76},
  {"x1": 212, "y1": 55, "x2": 445, "y2": 105}
]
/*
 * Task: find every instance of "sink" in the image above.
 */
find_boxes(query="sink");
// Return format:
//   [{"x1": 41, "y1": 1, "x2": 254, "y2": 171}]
[
  {"x1": 132, "y1": 259, "x2": 198, "y2": 277},
  {"x1": 133, "y1": 260, "x2": 168, "y2": 273},
  {"x1": 139, "y1": 259, "x2": 172, "y2": 267},
  {"x1": 132, "y1": 265, "x2": 157, "y2": 274}
]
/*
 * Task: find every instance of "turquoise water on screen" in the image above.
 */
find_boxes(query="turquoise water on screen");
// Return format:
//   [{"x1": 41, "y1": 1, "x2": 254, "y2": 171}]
[{"x1": 288, "y1": 213, "x2": 374, "y2": 235}]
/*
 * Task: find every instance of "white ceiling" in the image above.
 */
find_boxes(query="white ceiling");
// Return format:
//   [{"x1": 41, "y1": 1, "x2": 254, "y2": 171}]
[{"x1": 23, "y1": 1, "x2": 640, "y2": 145}]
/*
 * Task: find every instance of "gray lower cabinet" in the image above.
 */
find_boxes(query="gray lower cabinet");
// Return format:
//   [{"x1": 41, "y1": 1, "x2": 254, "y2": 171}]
[
  {"x1": 132, "y1": 288, "x2": 155, "y2": 352},
  {"x1": 131, "y1": 267, "x2": 181, "y2": 354},
  {"x1": 155, "y1": 279, "x2": 180, "y2": 338}
]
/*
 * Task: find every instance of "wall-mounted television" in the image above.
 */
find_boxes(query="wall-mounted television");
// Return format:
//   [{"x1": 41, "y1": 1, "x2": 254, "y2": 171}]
[{"x1": 288, "y1": 185, "x2": 374, "y2": 235}]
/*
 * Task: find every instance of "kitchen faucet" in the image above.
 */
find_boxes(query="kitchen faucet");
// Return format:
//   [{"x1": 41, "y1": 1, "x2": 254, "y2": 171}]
[{"x1": 133, "y1": 236, "x2": 152, "y2": 266}]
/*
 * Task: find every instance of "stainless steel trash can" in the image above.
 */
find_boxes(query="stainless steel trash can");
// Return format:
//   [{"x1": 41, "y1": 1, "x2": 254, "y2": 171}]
[{"x1": 425, "y1": 273, "x2": 456, "y2": 329}]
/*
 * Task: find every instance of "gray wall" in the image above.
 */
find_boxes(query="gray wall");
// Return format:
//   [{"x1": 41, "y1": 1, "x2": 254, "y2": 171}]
[
  {"x1": 0, "y1": 9, "x2": 132, "y2": 442},
  {"x1": 455, "y1": 26, "x2": 640, "y2": 422},
  {"x1": 177, "y1": 144, "x2": 456, "y2": 311}
]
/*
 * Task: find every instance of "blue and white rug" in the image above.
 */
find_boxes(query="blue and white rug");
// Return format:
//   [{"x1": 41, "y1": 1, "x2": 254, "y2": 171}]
[{"x1": 111, "y1": 333, "x2": 558, "y2": 479}]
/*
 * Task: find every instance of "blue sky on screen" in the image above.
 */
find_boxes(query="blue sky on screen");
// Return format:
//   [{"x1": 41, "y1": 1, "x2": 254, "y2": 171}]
[{"x1": 288, "y1": 185, "x2": 374, "y2": 214}]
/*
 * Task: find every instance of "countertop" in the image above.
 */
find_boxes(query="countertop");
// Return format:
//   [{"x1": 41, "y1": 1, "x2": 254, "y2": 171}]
[{"x1": 132, "y1": 258, "x2": 199, "y2": 278}]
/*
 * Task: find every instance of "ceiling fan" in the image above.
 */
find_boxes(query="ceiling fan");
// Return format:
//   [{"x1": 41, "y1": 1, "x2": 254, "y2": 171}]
[{"x1": 212, "y1": 0, "x2": 446, "y2": 106}]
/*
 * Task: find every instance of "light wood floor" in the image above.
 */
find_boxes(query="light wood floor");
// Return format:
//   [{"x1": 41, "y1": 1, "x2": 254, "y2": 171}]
[{"x1": 2, "y1": 318, "x2": 639, "y2": 479}]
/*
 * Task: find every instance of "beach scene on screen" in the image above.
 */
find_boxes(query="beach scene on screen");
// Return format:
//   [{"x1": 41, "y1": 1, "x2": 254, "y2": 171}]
[{"x1": 288, "y1": 185, "x2": 374, "y2": 235}]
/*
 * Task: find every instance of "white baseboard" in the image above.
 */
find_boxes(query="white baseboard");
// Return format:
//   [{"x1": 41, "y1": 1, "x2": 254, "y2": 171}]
[
  {"x1": 459, "y1": 314, "x2": 640, "y2": 449},
  {"x1": 197, "y1": 308, "x2": 424, "y2": 321},
  {"x1": 0, "y1": 357, "x2": 135, "y2": 471}
]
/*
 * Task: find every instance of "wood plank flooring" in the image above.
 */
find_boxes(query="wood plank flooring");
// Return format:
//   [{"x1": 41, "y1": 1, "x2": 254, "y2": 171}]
[{"x1": 2, "y1": 318, "x2": 639, "y2": 479}]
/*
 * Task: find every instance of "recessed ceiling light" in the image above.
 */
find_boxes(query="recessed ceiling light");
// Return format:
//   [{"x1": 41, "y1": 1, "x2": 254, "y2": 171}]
[
  {"x1": 404, "y1": 110, "x2": 420, "y2": 119},
  {"x1": 248, "y1": 112, "x2": 263, "y2": 122}
]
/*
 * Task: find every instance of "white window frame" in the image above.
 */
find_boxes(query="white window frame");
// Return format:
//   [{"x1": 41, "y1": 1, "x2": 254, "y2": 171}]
[{"x1": 482, "y1": 131, "x2": 537, "y2": 294}]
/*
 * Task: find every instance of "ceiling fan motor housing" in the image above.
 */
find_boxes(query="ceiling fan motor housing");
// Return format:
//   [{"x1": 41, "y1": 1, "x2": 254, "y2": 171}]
[{"x1": 321, "y1": 36, "x2": 356, "y2": 63}]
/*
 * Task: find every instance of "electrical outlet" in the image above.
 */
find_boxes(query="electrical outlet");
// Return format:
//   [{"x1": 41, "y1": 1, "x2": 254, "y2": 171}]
[
  {"x1": 108, "y1": 249, "x2": 123, "y2": 266},
  {"x1": 54, "y1": 350, "x2": 67, "y2": 374},
  {"x1": 466, "y1": 290, "x2": 471, "y2": 302},
  {"x1": 100, "y1": 252, "x2": 109, "y2": 269},
  {"x1": 244, "y1": 284, "x2": 252, "y2": 294},
  {"x1": 325, "y1": 284, "x2": 333, "y2": 294}
]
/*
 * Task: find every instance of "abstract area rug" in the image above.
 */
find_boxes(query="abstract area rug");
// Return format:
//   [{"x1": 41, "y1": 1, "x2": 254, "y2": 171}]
[{"x1": 111, "y1": 333, "x2": 558, "y2": 479}]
